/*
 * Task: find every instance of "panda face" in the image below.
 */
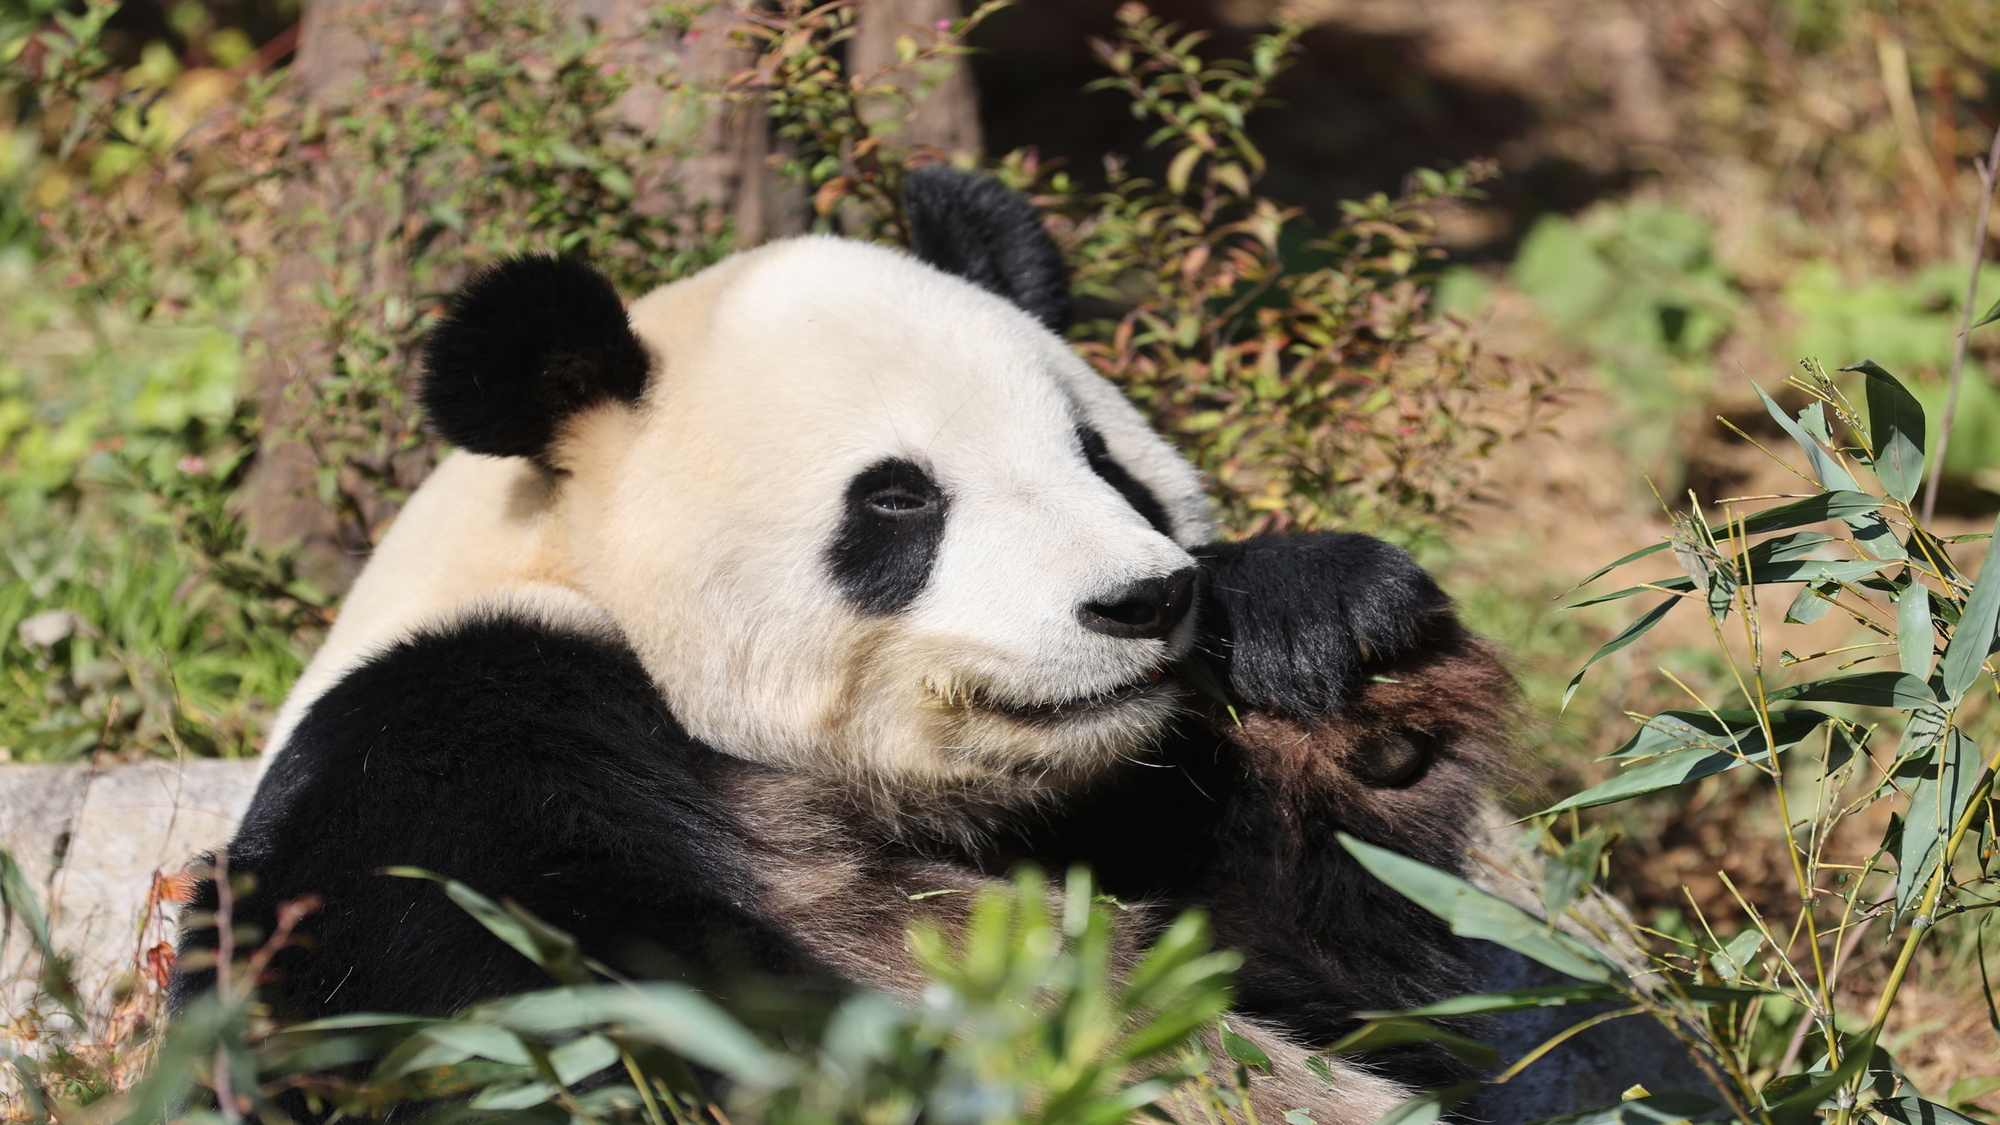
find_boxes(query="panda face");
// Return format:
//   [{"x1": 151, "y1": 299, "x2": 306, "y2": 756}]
[{"x1": 551, "y1": 238, "x2": 1213, "y2": 805}]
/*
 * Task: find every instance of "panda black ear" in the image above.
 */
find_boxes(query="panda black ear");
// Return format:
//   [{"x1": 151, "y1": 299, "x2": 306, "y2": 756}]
[
  {"x1": 420, "y1": 255, "x2": 652, "y2": 460},
  {"x1": 904, "y1": 166, "x2": 1073, "y2": 333}
]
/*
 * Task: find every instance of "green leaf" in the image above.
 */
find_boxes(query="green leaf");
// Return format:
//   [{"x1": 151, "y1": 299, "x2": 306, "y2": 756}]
[
  {"x1": 1357, "y1": 983, "x2": 1623, "y2": 1018},
  {"x1": 1940, "y1": 513, "x2": 2000, "y2": 703},
  {"x1": 1896, "y1": 727, "x2": 1976, "y2": 916},
  {"x1": 1166, "y1": 144, "x2": 1202, "y2": 195},
  {"x1": 1878, "y1": 1095, "x2": 1985, "y2": 1125},
  {"x1": 1605, "y1": 708, "x2": 1829, "y2": 761},
  {"x1": 1567, "y1": 578, "x2": 1693, "y2": 609},
  {"x1": 1737, "y1": 490, "x2": 1883, "y2": 535},
  {"x1": 1767, "y1": 670, "x2": 1937, "y2": 710},
  {"x1": 1759, "y1": 385, "x2": 1860, "y2": 491},
  {"x1": 1543, "y1": 746, "x2": 1757, "y2": 812},
  {"x1": 1947, "y1": 1077, "x2": 2000, "y2": 1111},
  {"x1": 1326, "y1": 1018, "x2": 1498, "y2": 1069},
  {"x1": 1543, "y1": 830, "x2": 1609, "y2": 921},
  {"x1": 1846, "y1": 361, "x2": 1927, "y2": 503},
  {"x1": 1567, "y1": 541, "x2": 1671, "y2": 592},
  {"x1": 1548, "y1": 709, "x2": 1826, "y2": 813},
  {"x1": 1174, "y1": 653, "x2": 1239, "y2": 722},
  {"x1": 1851, "y1": 509, "x2": 1910, "y2": 561},
  {"x1": 383, "y1": 867, "x2": 605, "y2": 985},
  {"x1": 1563, "y1": 597, "x2": 1678, "y2": 710},
  {"x1": 1900, "y1": 581, "x2": 1937, "y2": 678},
  {"x1": 1748, "y1": 530, "x2": 1837, "y2": 562},
  {"x1": 1762, "y1": 1033, "x2": 1887, "y2": 1123},
  {"x1": 375, "y1": 1022, "x2": 532, "y2": 1081},
  {"x1": 1710, "y1": 929, "x2": 1765, "y2": 982},
  {"x1": 0, "y1": 845, "x2": 78, "y2": 1022},
  {"x1": 1973, "y1": 295, "x2": 2000, "y2": 331},
  {"x1": 1786, "y1": 580, "x2": 1837, "y2": 624},
  {"x1": 1219, "y1": 1022, "x2": 1274, "y2": 1069},
  {"x1": 1516, "y1": 1093, "x2": 1720, "y2": 1125},
  {"x1": 1739, "y1": 558, "x2": 1888, "y2": 584},
  {"x1": 473, "y1": 984, "x2": 790, "y2": 1086},
  {"x1": 1338, "y1": 835, "x2": 1624, "y2": 983}
]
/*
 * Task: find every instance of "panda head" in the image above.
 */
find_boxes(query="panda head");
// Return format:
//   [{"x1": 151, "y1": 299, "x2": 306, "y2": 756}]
[{"x1": 420, "y1": 168, "x2": 1214, "y2": 816}]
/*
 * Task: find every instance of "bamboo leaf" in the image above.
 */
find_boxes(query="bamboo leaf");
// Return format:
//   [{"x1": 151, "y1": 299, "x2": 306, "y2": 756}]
[
  {"x1": 1758, "y1": 385, "x2": 1860, "y2": 492},
  {"x1": 1567, "y1": 541, "x2": 1671, "y2": 592},
  {"x1": 1541, "y1": 746, "x2": 1758, "y2": 813},
  {"x1": 1604, "y1": 709, "x2": 1828, "y2": 761},
  {"x1": 1786, "y1": 580, "x2": 1837, "y2": 624},
  {"x1": 1940, "y1": 513, "x2": 2000, "y2": 703},
  {"x1": 1767, "y1": 671, "x2": 1937, "y2": 710},
  {"x1": 1896, "y1": 727, "x2": 1975, "y2": 917},
  {"x1": 1846, "y1": 361, "x2": 1926, "y2": 504},
  {"x1": 1899, "y1": 581, "x2": 1936, "y2": 678},
  {"x1": 1563, "y1": 598, "x2": 1677, "y2": 710},
  {"x1": 1364, "y1": 1083, "x2": 1483, "y2": 1125},
  {"x1": 1338, "y1": 835, "x2": 1625, "y2": 983},
  {"x1": 1326, "y1": 1018, "x2": 1498, "y2": 1069},
  {"x1": 1879, "y1": 1096, "x2": 1986, "y2": 1125},
  {"x1": 383, "y1": 867, "x2": 607, "y2": 986},
  {"x1": 1738, "y1": 490, "x2": 1883, "y2": 534},
  {"x1": 1354, "y1": 983, "x2": 1623, "y2": 1018}
]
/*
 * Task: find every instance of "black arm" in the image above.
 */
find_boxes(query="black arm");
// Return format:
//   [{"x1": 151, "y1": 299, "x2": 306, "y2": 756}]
[{"x1": 173, "y1": 614, "x2": 833, "y2": 1028}]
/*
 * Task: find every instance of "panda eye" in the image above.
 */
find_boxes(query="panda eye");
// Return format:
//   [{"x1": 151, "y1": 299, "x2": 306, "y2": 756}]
[{"x1": 866, "y1": 488, "x2": 936, "y2": 517}]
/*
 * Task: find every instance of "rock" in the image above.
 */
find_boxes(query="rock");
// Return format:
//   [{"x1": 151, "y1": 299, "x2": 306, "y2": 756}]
[{"x1": 0, "y1": 758, "x2": 259, "y2": 1018}]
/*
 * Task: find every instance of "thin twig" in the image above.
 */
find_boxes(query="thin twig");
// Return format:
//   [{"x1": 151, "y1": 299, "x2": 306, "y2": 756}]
[{"x1": 1921, "y1": 124, "x2": 2000, "y2": 523}]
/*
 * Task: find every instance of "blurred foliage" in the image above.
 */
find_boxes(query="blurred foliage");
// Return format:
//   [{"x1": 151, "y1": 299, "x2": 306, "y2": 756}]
[
  {"x1": 1, "y1": 859, "x2": 1295, "y2": 1125},
  {"x1": 0, "y1": 0, "x2": 1529, "y2": 762},
  {"x1": 1049, "y1": 7, "x2": 1555, "y2": 536}
]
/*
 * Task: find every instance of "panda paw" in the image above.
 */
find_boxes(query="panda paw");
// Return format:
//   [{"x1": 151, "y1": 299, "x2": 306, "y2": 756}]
[{"x1": 1192, "y1": 533, "x2": 1452, "y2": 717}]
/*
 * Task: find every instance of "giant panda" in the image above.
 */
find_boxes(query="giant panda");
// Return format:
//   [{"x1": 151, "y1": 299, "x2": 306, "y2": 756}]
[{"x1": 177, "y1": 168, "x2": 1515, "y2": 1119}]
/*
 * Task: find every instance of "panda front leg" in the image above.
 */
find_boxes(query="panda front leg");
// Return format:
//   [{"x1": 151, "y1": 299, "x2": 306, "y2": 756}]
[{"x1": 1183, "y1": 532, "x2": 1518, "y2": 1090}]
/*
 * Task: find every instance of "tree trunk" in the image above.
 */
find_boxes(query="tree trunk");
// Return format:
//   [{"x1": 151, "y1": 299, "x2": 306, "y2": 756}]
[
  {"x1": 237, "y1": 0, "x2": 978, "y2": 592},
  {"x1": 852, "y1": 0, "x2": 984, "y2": 160}
]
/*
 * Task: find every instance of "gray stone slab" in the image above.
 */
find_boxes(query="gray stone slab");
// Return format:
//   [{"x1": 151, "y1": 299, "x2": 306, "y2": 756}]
[
  {"x1": 1, "y1": 762, "x2": 94, "y2": 1021},
  {"x1": 0, "y1": 762, "x2": 92, "y2": 899},
  {"x1": 1, "y1": 758, "x2": 258, "y2": 1019}
]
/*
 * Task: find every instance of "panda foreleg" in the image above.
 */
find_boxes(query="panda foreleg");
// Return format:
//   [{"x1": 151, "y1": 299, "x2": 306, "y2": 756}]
[{"x1": 1185, "y1": 533, "x2": 1518, "y2": 1090}]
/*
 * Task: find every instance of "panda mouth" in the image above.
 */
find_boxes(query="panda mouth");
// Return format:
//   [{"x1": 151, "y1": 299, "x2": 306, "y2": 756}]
[{"x1": 950, "y1": 668, "x2": 1172, "y2": 726}]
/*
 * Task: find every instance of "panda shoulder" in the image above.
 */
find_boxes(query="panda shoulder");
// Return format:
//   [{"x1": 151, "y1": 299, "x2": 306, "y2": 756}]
[{"x1": 264, "y1": 595, "x2": 688, "y2": 798}]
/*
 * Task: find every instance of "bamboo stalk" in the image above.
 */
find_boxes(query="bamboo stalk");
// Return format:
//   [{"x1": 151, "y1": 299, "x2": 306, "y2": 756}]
[{"x1": 1921, "y1": 126, "x2": 2000, "y2": 523}]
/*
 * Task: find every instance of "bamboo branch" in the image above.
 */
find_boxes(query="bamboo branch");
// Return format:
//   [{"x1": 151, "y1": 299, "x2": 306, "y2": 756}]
[{"x1": 1921, "y1": 125, "x2": 2000, "y2": 523}]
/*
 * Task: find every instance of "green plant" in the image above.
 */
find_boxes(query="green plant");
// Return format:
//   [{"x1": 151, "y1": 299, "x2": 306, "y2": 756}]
[
  {"x1": 736, "y1": 2, "x2": 1552, "y2": 541},
  {"x1": 1346, "y1": 357, "x2": 2000, "y2": 1122},
  {"x1": 1048, "y1": 6, "x2": 1552, "y2": 538},
  {"x1": 9, "y1": 862, "x2": 1264, "y2": 1125}
]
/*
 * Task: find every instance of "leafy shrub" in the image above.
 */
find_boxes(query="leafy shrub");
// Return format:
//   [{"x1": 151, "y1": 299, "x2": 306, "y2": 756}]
[
  {"x1": 1333, "y1": 356, "x2": 2000, "y2": 1121},
  {"x1": 751, "y1": 2, "x2": 1553, "y2": 536},
  {"x1": 2, "y1": 858, "x2": 1282, "y2": 1125},
  {"x1": 0, "y1": 0, "x2": 1534, "y2": 764}
]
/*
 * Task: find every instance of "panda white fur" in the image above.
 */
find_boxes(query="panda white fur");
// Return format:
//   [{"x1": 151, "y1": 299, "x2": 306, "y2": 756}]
[{"x1": 179, "y1": 169, "x2": 1515, "y2": 1118}]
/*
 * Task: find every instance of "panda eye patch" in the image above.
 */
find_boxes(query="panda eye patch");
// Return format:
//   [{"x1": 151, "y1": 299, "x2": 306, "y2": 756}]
[
  {"x1": 1077, "y1": 425, "x2": 1173, "y2": 538},
  {"x1": 829, "y1": 458, "x2": 949, "y2": 615}
]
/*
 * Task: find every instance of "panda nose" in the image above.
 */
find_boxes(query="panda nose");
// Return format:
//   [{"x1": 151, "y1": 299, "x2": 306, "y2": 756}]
[{"x1": 1078, "y1": 568, "x2": 1196, "y2": 640}]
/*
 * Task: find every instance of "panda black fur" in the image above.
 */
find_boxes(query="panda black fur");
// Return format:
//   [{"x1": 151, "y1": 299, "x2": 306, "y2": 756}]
[{"x1": 175, "y1": 167, "x2": 1516, "y2": 1117}]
